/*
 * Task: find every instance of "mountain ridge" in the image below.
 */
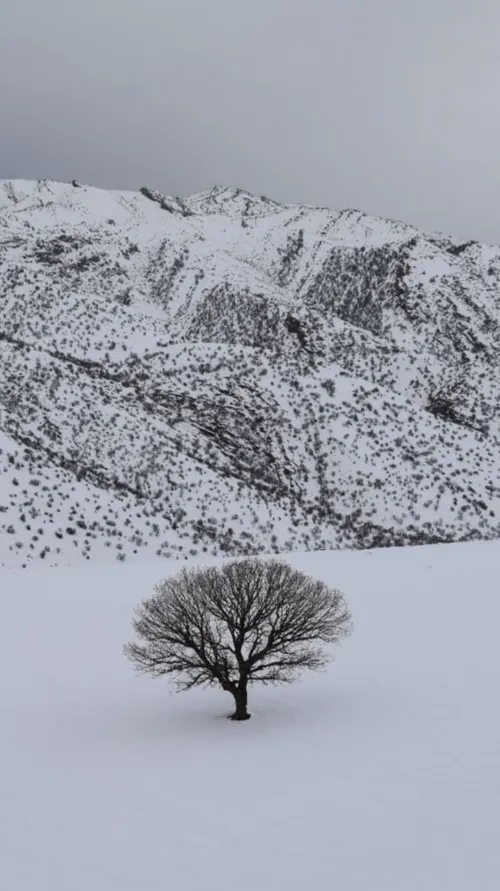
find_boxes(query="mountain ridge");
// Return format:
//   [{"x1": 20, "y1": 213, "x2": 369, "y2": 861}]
[{"x1": 1, "y1": 177, "x2": 499, "y2": 567}]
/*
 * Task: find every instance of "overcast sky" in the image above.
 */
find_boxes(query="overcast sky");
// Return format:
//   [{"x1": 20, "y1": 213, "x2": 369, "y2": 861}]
[{"x1": 2, "y1": 0, "x2": 499, "y2": 241}]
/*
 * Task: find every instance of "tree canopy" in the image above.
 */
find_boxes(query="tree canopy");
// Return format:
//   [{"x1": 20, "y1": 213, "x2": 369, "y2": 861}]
[{"x1": 124, "y1": 558, "x2": 352, "y2": 720}]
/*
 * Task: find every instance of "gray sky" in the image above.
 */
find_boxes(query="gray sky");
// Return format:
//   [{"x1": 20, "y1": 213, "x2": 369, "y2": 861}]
[{"x1": 2, "y1": 0, "x2": 500, "y2": 241}]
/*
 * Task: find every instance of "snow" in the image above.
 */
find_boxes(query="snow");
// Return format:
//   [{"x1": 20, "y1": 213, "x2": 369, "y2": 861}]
[
  {"x1": 1, "y1": 175, "x2": 500, "y2": 564},
  {"x1": 2, "y1": 541, "x2": 499, "y2": 890}
]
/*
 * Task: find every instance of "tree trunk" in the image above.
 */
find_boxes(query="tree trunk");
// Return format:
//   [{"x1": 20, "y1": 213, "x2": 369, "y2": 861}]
[{"x1": 230, "y1": 685, "x2": 250, "y2": 721}]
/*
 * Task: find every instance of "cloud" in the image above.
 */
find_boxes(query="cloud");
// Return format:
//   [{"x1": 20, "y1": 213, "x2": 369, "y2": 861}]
[{"x1": 1, "y1": 0, "x2": 499, "y2": 241}]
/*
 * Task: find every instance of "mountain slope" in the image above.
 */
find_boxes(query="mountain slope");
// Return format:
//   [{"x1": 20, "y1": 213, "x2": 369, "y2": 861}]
[{"x1": 1, "y1": 178, "x2": 500, "y2": 566}]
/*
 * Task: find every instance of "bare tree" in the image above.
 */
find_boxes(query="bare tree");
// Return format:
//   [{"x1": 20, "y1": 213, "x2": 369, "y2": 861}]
[{"x1": 124, "y1": 558, "x2": 352, "y2": 721}]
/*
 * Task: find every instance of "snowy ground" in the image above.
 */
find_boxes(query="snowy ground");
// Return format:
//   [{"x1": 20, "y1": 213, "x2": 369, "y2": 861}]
[{"x1": 2, "y1": 542, "x2": 499, "y2": 890}]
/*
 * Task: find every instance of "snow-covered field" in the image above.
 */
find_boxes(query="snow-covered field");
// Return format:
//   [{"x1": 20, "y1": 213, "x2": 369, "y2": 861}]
[{"x1": 2, "y1": 541, "x2": 499, "y2": 890}]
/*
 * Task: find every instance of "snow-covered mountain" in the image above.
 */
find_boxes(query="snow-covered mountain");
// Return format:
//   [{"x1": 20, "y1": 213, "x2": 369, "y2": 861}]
[{"x1": 1, "y1": 178, "x2": 500, "y2": 567}]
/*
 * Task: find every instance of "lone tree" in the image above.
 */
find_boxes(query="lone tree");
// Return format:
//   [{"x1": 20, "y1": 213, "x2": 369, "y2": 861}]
[{"x1": 124, "y1": 558, "x2": 352, "y2": 721}]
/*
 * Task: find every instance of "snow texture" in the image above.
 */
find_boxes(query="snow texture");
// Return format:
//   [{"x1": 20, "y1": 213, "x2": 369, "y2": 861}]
[
  {"x1": 1, "y1": 541, "x2": 499, "y2": 890},
  {"x1": 1, "y1": 178, "x2": 500, "y2": 567}
]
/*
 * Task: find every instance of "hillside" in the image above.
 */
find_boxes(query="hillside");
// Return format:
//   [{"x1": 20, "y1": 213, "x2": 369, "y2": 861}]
[
  {"x1": 1, "y1": 178, "x2": 500, "y2": 566},
  {"x1": 2, "y1": 541, "x2": 499, "y2": 889}
]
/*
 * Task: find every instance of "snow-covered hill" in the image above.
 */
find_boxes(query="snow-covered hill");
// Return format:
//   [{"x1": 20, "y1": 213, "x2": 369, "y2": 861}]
[
  {"x1": 2, "y1": 542, "x2": 499, "y2": 889},
  {"x1": 1, "y1": 178, "x2": 500, "y2": 566}
]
